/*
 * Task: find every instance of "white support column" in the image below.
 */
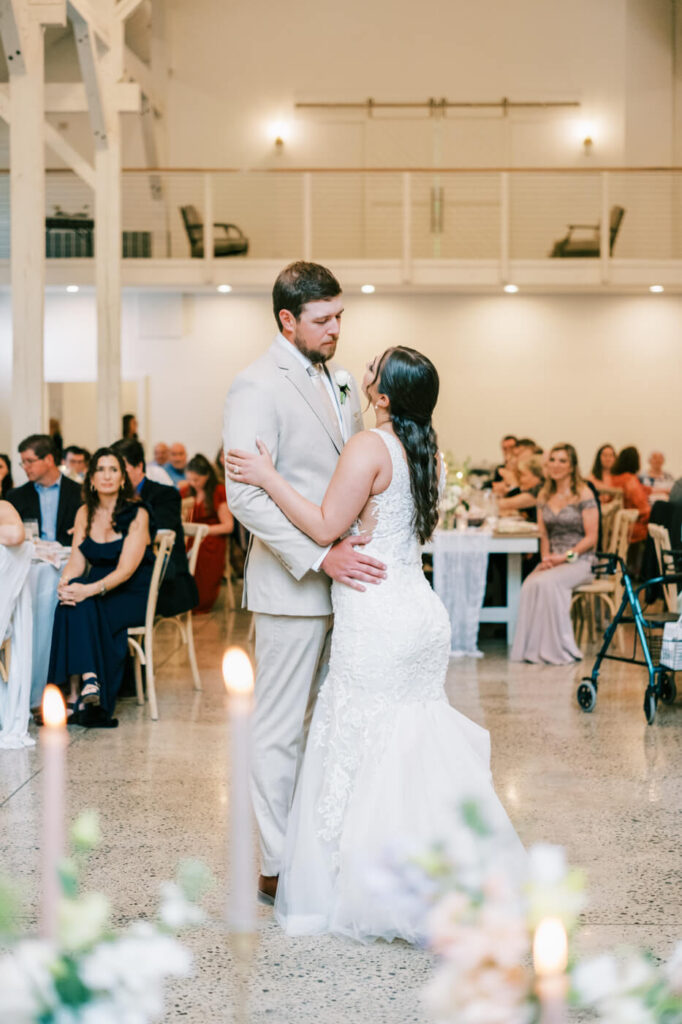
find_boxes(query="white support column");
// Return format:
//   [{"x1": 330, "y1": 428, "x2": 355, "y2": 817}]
[
  {"x1": 73, "y1": 0, "x2": 122, "y2": 445},
  {"x1": 599, "y1": 171, "x2": 610, "y2": 285},
  {"x1": 401, "y1": 172, "x2": 412, "y2": 284},
  {"x1": 8, "y1": 3, "x2": 45, "y2": 455}
]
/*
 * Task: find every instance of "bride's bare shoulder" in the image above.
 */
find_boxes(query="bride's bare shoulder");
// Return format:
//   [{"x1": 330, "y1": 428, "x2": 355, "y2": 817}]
[{"x1": 340, "y1": 430, "x2": 392, "y2": 464}]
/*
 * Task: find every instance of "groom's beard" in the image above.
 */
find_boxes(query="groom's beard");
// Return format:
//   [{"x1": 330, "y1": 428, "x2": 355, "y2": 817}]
[{"x1": 293, "y1": 331, "x2": 338, "y2": 365}]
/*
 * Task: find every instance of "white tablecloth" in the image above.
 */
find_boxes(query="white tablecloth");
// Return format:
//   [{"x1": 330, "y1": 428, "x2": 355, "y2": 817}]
[
  {"x1": 0, "y1": 542, "x2": 34, "y2": 748},
  {"x1": 425, "y1": 528, "x2": 540, "y2": 652},
  {"x1": 432, "y1": 531, "x2": 490, "y2": 657}
]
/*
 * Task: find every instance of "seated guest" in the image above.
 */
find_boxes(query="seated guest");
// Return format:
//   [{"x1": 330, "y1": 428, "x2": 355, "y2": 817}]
[
  {"x1": 498, "y1": 455, "x2": 544, "y2": 522},
  {"x1": 610, "y1": 446, "x2": 650, "y2": 544},
  {"x1": 147, "y1": 442, "x2": 174, "y2": 487},
  {"x1": 511, "y1": 444, "x2": 598, "y2": 665},
  {"x1": 588, "y1": 443, "x2": 617, "y2": 501},
  {"x1": 166, "y1": 442, "x2": 188, "y2": 488},
  {"x1": 61, "y1": 445, "x2": 90, "y2": 483},
  {"x1": 0, "y1": 453, "x2": 13, "y2": 498},
  {"x1": 49, "y1": 417, "x2": 63, "y2": 464},
  {"x1": 492, "y1": 437, "x2": 538, "y2": 495},
  {"x1": 121, "y1": 413, "x2": 139, "y2": 441},
  {"x1": 640, "y1": 451, "x2": 674, "y2": 504},
  {"x1": 48, "y1": 448, "x2": 154, "y2": 725},
  {"x1": 185, "y1": 454, "x2": 234, "y2": 613},
  {"x1": 491, "y1": 434, "x2": 517, "y2": 487},
  {"x1": 7, "y1": 434, "x2": 82, "y2": 545},
  {"x1": 113, "y1": 439, "x2": 199, "y2": 617}
]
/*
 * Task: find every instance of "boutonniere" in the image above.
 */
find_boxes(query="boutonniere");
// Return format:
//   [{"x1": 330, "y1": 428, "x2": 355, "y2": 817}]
[{"x1": 334, "y1": 369, "x2": 352, "y2": 405}]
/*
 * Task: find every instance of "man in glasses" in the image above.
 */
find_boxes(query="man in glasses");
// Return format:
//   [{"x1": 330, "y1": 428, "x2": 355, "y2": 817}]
[{"x1": 7, "y1": 434, "x2": 82, "y2": 547}]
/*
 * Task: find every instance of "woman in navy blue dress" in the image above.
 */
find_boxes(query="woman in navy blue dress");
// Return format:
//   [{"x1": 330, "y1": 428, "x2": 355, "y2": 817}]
[{"x1": 48, "y1": 447, "x2": 154, "y2": 725}]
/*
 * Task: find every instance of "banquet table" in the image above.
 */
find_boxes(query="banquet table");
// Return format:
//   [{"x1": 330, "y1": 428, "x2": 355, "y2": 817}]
[{"x1": 423, "y1": 528, "x2": 540, "y2": 655}]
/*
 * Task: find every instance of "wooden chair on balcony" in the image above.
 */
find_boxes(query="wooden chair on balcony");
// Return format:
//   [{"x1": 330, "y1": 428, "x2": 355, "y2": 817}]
[
  {"x1": 180, "y1": 205, "x2": 249, "y2": 258},
  {"x1": 550, "y1": 205, "x2": 625, "y2": 258}
]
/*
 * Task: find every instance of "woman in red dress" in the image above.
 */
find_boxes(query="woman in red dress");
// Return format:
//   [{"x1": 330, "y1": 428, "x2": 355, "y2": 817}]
[{"x1": 186, "y1": 454, "x2": 234, "y2": 612}]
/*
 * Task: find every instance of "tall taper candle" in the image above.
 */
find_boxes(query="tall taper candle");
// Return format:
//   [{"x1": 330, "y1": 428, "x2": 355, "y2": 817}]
[
  {"x1": 222, "y1": 647, "x2": 256, "y2": 934},
  {"x1": 533, "y1": 917, "x2": 568, "y2": 1024},
  {"x1": 41, "y1": 685, "x2": 67, "y2": 941}
]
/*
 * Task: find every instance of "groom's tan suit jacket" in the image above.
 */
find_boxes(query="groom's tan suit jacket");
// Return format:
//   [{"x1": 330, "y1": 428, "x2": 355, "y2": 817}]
[{"x1": 223, "y1": 338, "x2": 364, "y2": 615}]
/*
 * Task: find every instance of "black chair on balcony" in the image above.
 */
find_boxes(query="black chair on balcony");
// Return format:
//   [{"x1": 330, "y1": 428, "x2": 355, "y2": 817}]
[
  {"x1": 550, "y1": 205, "x2": 625, "y2": 258},
  {"x1": 180, "y1": 205, "x2": 249, "y2": 258}
]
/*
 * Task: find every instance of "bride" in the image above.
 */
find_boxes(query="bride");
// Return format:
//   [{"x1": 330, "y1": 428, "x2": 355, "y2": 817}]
[{"x1": 226, "y1": 346, "x2": 525, "y2": 943}]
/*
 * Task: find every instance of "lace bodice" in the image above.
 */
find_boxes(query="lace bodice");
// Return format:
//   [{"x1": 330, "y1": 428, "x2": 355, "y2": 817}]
[{"x1": 352, "y1": 429, "x2": 422, "y2": 567}]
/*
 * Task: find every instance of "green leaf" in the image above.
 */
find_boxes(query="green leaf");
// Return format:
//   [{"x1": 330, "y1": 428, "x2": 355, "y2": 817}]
[
  {"x1": 460, "y1": 800, "x2": 492, "y2": 838},
  {"x1": 52, "y1": 956, "x2": 92, "y2": 1007}
]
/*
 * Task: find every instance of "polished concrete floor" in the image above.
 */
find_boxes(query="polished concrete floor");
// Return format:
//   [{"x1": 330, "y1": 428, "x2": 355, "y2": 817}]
[{"x1": 1, "y1": 590, "x2": 681, "y2": 1023}]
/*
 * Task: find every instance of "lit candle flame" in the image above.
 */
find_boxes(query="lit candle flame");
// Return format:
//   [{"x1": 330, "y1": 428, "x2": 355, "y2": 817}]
[
  {"x1": 42, "y1": 685, "x2": 66, "y2": 729},
  {"x1": 533, "y1": 917, "x2": 568, "y2": 976},
  {"x1": 222, "y1": 647, "x2": 254, "y2": 697}
]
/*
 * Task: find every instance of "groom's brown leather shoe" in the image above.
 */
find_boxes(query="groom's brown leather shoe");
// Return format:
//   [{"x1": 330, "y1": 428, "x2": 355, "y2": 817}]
[{"x1": 257, "y1": 874, "x2": 278, "y2": 906}]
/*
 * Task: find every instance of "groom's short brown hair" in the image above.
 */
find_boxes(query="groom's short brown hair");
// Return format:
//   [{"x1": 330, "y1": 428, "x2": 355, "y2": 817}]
[{"x1": 272, "y1": 261, "x2": 341, "y2": 329}]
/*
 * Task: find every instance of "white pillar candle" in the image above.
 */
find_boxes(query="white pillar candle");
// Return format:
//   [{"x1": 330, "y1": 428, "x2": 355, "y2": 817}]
[
  {"x1": 41, "y1": 685, "x2": 67, "y2": 941},
  {"x1": 533, "y1": 917, "x2": 568, "y2": 1024},
  {"x1": 222, "y1": 647, "x2": 256, "y2": 933}
]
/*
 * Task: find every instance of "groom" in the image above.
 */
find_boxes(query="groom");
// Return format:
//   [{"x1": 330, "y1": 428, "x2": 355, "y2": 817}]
[{"x1": 223, "y1": 262, "x2": 386, "y2": 903}]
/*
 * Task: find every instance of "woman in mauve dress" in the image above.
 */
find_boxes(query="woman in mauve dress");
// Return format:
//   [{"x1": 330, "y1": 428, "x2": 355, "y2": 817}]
[{"x1": 511, "y1": 443, "x2": 599, "y2": 665}]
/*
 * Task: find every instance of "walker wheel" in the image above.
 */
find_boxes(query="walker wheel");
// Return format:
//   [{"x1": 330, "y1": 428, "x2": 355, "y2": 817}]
[
  {"x1": 643, "y1": 689, "x2": 658, "y2": 725},
  {"x1": 577, "y1": 679, "x2": 597, "y2": 713},
  {"x1": 659, "y1": 671, "x2": 677, "y2": 706}
]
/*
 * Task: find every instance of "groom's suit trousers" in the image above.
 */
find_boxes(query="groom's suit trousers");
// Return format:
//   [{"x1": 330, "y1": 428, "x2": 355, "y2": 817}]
[{"x1": 252, "y1": 612, "x2": 333, "y2": 875}]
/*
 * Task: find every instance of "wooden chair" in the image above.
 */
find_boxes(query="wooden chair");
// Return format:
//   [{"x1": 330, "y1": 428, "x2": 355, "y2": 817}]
[
  {"x1": 648, "y1": 523, "x2": 679, "y2": 614},
  {"x1": 0, "y1": 637, "x2": 10, "y2": 683},
  {"x1": 571, "y1": 509, "x2": 639, "y2": 651},
  {"x1": 179, "y1": 205, "x2": 249, "y2": 258},
  {"x1": 127, "y1": 529, "x2": 175, "y2": 721},
  {"x1": 153, "y1": 522, "x2": 209, "y2": 692},
  {"x1": 181, "y1": 496, "x2": 195, "y2": 523},
  {"x1": 600, "y1": 500, "x2": 620, "y2": 551},
  {"x1": 550, "y1": 205, "x2": 625, "y2": 257}
]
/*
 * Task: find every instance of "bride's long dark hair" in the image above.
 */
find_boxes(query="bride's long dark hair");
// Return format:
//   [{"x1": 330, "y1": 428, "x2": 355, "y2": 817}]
[{"x1": 374, "y1": 347, "x2": 440, "y2": 544}]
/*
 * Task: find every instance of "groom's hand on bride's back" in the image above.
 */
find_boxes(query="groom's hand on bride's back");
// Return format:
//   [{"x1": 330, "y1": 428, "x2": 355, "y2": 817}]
[{"x1": 321, "y1": 535, "x2": 386, "y2": 591}]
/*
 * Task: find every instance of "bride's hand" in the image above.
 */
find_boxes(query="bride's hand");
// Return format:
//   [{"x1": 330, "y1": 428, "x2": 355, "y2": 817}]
[{"x1": 226, "y1": 440, "x2": 275, "y2": 488}]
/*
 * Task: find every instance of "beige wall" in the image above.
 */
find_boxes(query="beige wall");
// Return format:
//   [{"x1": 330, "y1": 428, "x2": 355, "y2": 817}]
[{"x1": 2, "y1": 287, "x2": 678, "y2": 481}]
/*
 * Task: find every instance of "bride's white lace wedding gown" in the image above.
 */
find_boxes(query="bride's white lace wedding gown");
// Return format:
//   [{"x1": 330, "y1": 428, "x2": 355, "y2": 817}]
[{"x1": 274, "y1": 429, "x2": 526, "y2": 943}]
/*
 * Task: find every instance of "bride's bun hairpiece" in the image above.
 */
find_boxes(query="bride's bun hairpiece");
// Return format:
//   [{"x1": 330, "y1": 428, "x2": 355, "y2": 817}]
[{"x1": 377, "y1": 347, "x2": 440, "y2": 543}]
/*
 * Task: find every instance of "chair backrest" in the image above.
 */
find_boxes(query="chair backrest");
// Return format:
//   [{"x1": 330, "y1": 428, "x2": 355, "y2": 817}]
[
  {"x1": 180, "y1": 205, "x2": 203, "y2": 249},
  {"x1": 600, "y1": 501, "x2": 619, "y2": 551},
  {"x1": 144, "y1": 530, "x2": 176, "y2": 632},
  {"x1": 609, "y1": 205, "x2": 625, "y2": 252},
  {"x1": 182, "y1": 522, "x2": 209, "y2": 576},
  {"x1": 648, "y1": 522, "x2": 678, "y2": 613},
  {"x1": 181, "y1": 496, "x2": 195, "y2": 523},
  {"x1": 610, "y1": 508, "x2": 639, "y2": 558}
]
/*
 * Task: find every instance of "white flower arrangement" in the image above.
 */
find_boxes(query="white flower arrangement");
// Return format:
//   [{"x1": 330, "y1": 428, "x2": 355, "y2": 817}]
[
  {"x1": 334, "y1": 369, "x2": 352, "y2": 404},
  {"x1": 370, "y1": 801, "x2": 682, "y2": 1024},
  {"x1": 0, "y1": 813, "x2": 212, "y2": 1024}
]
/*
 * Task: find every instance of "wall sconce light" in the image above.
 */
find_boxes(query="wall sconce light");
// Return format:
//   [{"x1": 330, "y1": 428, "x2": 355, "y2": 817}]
[
  {"x1": 268, "y1": 120, "x2": 290, "y2": 149},
  {"x1": 583, "y1": 136, "x2": 593, "y2": 155}
]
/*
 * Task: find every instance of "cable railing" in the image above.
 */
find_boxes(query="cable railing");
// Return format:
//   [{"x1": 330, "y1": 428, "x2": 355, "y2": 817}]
[{"x1": 2, "y1": 167, "x2": 682, "y2": 270}]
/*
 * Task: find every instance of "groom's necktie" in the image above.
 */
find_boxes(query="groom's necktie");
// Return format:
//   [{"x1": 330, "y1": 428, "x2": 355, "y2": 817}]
[{"x1": 307, "y1": 363, "x2": 341, "y2": 437}]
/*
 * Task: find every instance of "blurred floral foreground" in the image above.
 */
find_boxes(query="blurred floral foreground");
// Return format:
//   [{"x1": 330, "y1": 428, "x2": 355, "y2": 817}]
[
  {"x1": 1, "y1": 805, "x2": 682, "y2": 1023},
  {"x1": 376, "y1": 801, "x2": 682, "y2": 1024},
  {"x1": 0, "y1": 811, "x2": 212, "y2": 1023}
]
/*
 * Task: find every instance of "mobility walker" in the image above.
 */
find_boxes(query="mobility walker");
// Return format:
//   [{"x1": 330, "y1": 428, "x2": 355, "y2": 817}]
[{"x1": 576, "y1": 552, "x2": 682, "y2": 724}]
